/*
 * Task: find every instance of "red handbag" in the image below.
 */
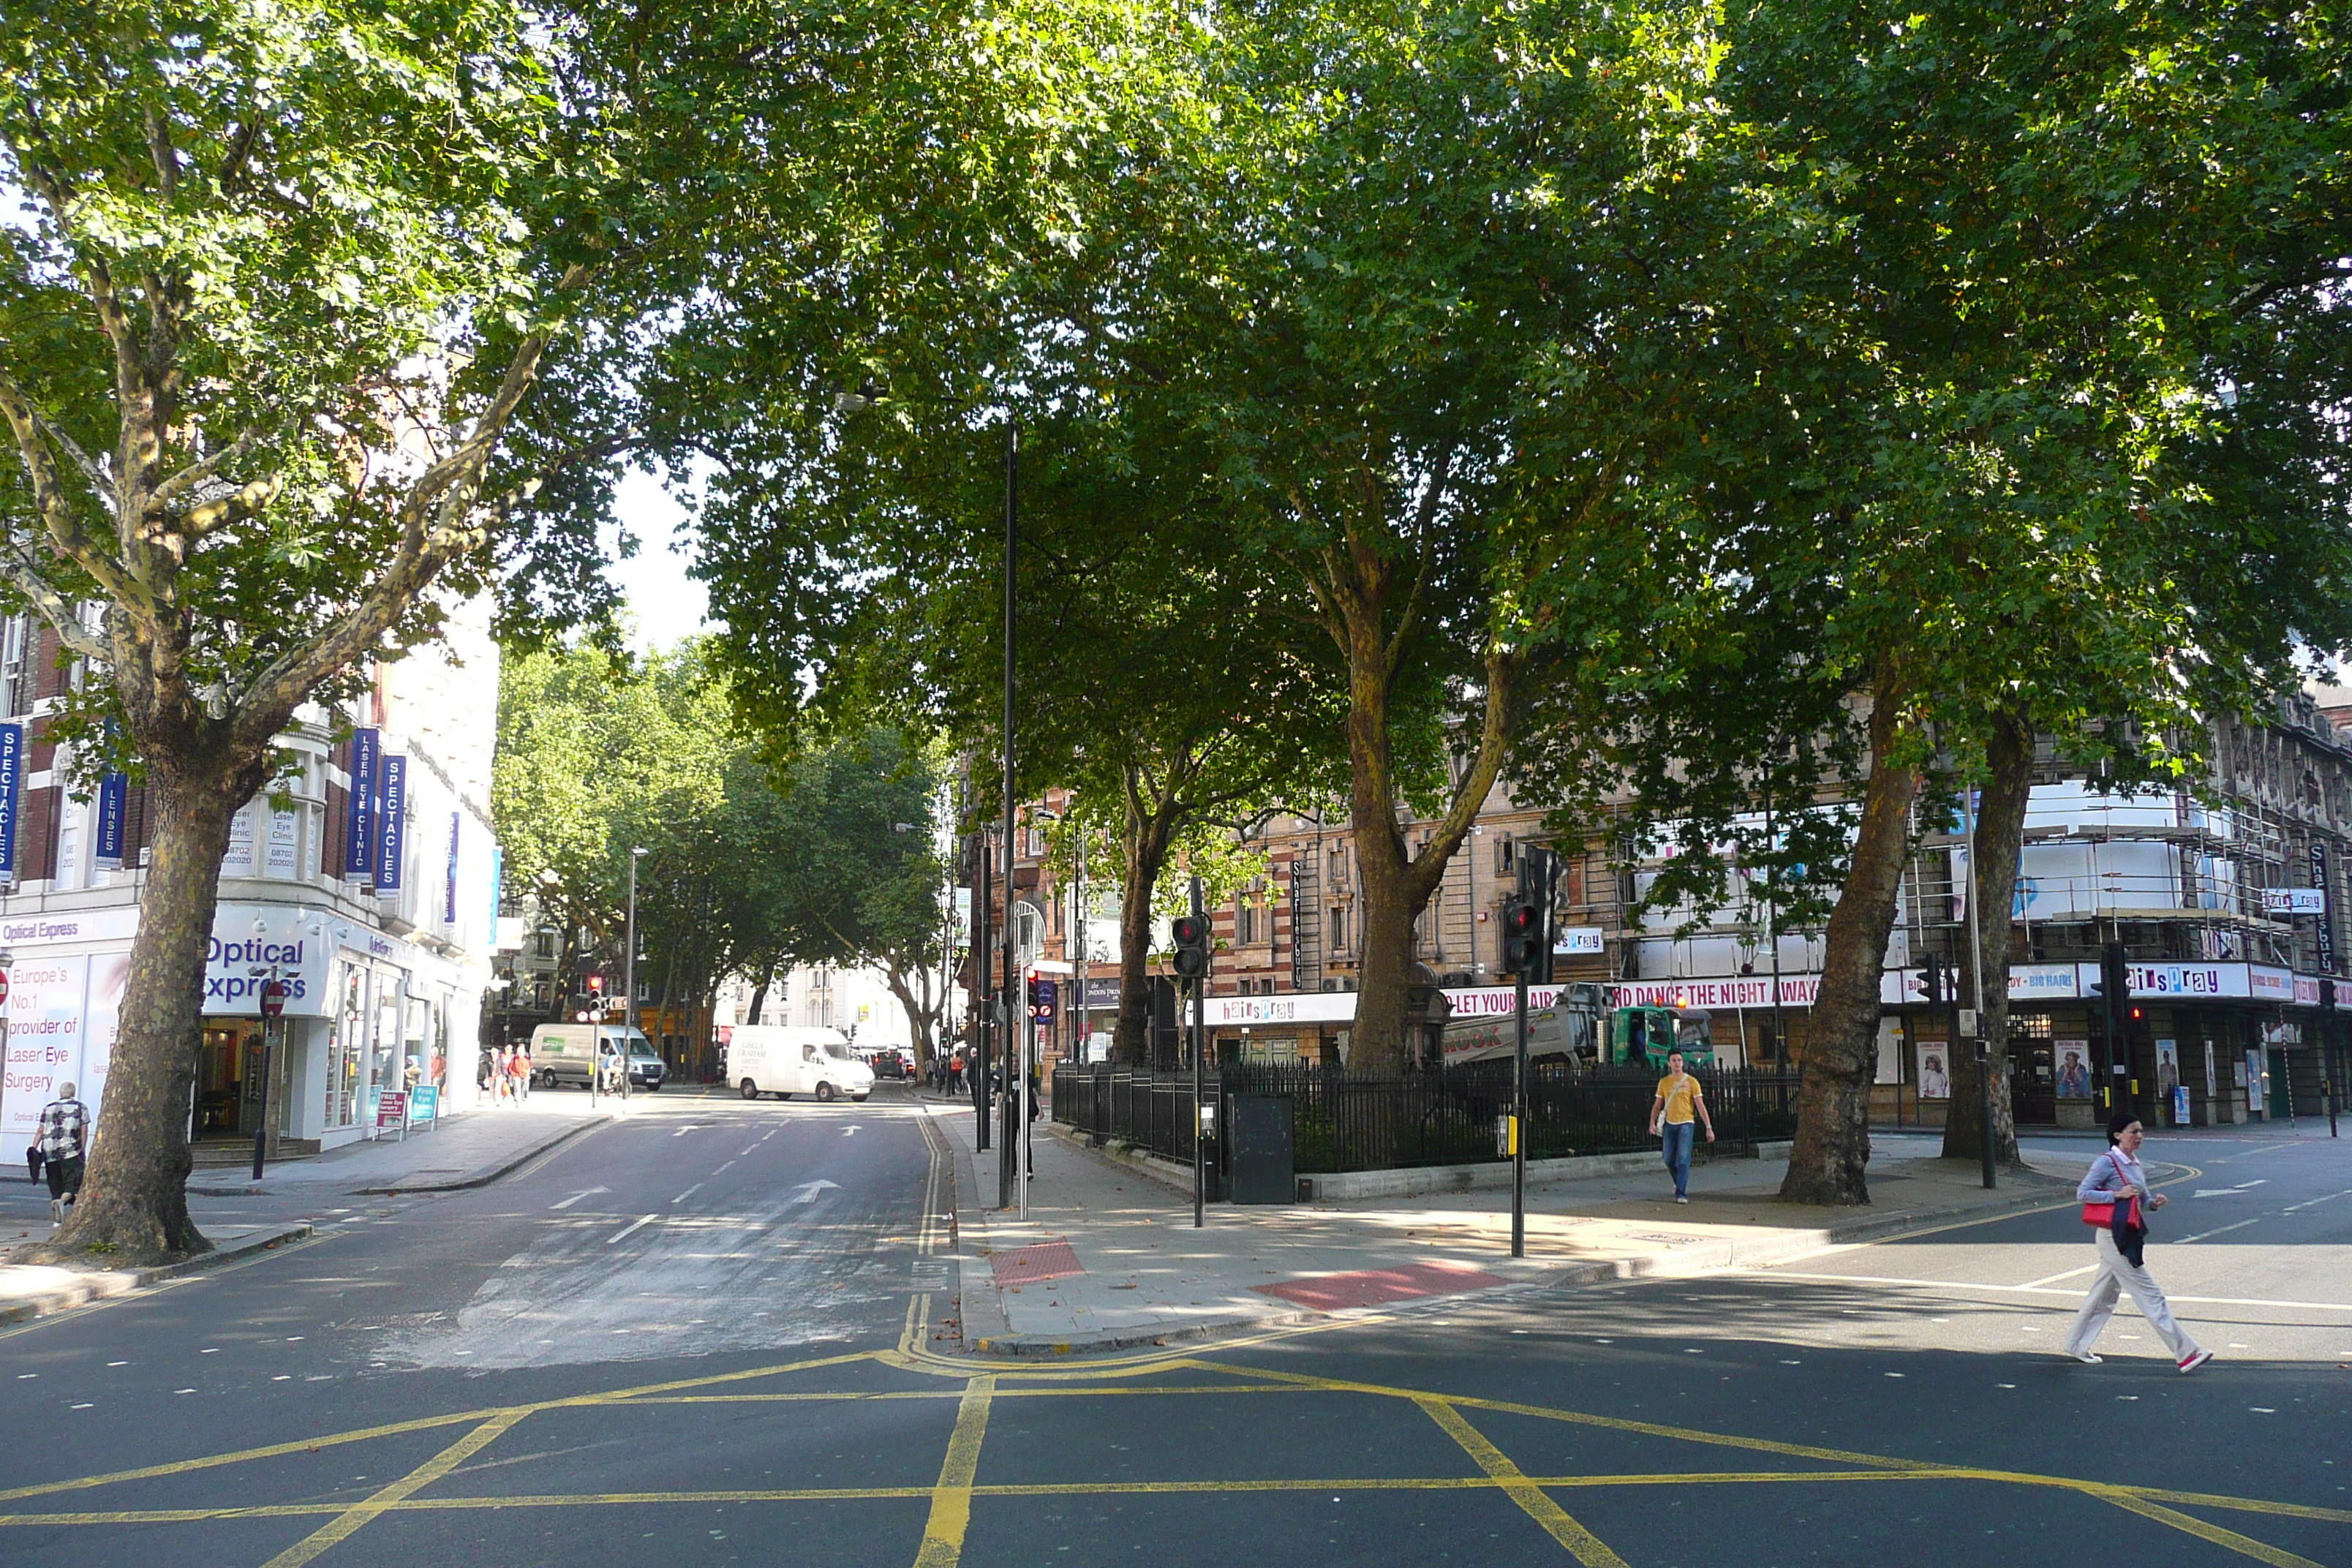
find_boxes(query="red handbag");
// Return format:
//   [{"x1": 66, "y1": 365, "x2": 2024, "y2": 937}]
[
  {"x1": 2081, "y1": 1193, "x2": 2140, "y2": 1228},
  {"x1": 2083, "y1": 1149, "x2": 2143, "y2": 1228}
]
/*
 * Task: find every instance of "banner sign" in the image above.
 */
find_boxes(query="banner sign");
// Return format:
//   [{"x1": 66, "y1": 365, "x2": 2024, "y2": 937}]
[
  {"x1": 1552, "y1": 926, "x2": 1605, "y2": 956},
  {"x1": 445, "y1": 811, "x2": 461, "y2": 923},
  {"x1": 374, "y1": 1088, "x2": 408, "y2": 1128},
  {"x1": 407, "y1": 1084, "x2": 439, "y2": 1123},
  {"x1": 2261, "y1": 887, "x2": 2326, "y2": 916},
  {"x1": 342, "y1": 727, "x2": 380, "y2": 881},
  {"x1": 2315, "y1": 843, "x2": 2334, "y2": 975},
  {"x1": 374, "y1": 754, "x2": 407, "y2": 893},
  {"x1": 0, "y1": 722, "x2": 22, "y2": 881},
  {"x1": 93, "y1": 769, "x2": 127, "y2": 870}
]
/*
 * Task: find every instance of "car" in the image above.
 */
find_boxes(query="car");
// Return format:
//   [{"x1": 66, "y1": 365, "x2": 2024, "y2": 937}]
[{"x1": 867, "y1": 1049, "x2": 910, "y2": 1081}]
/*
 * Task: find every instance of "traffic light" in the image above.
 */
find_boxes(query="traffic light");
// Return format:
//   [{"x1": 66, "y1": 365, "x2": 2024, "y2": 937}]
[
  {"x1": 1172, "y1": 913, "x2": 1210, "y2": 979},
  {"x1": 586, "y1": 973, "x2": 605, "y2": 995},
  {"x1": 1922, "y1": 954, "x2": 1943, "y2": 1009},
  {"x1": 1501, "y1": 897, "x2": 1542, "y2": 976}
]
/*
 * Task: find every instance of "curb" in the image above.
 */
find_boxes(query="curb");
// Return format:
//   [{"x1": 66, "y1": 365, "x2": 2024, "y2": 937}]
[
  {"x1": 0, "y1": 1221, "x2": 314, "y2": 1326},
  {"x1": 186, "y1": 1113, "x2": 613, "y2": 1197}
]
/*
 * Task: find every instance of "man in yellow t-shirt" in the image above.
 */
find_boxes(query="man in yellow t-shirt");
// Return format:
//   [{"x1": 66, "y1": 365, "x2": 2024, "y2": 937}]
[{"x1": 1648, "y1": 1050, "x2": 1716, "y2": 1202}]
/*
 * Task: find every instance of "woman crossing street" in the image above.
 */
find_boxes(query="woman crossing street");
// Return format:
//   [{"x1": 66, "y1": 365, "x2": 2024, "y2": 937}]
[{"x1": 2065, "y1": 1112, "x2": 2212, "y2": 1373}]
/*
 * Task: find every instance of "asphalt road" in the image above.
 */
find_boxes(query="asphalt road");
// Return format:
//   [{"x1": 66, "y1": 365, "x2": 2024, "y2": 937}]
[{"x1": 3, "y1": 1110, "x2": 2347, "y2": 1568}]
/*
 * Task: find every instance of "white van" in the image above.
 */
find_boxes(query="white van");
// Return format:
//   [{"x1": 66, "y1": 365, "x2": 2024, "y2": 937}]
[{"x1": 728, "y1": 1025, "x2": 873, "y2": 1103}]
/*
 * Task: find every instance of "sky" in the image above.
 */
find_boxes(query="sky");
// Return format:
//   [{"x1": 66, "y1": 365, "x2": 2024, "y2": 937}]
[{"x1": 603, "y1": 468, "x2": 713, "y2": 654}]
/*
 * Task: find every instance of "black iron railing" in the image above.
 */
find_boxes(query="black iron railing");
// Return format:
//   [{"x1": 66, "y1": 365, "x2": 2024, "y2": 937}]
[{"x1": 1052, "y1": 1061, "x2": 1803, "y2": 1175}]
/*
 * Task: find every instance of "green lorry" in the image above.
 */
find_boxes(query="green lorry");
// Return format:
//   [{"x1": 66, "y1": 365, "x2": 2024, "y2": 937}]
[{"x1": 1607, "y1": 1005, "x2": 1714, "y2": 1070}]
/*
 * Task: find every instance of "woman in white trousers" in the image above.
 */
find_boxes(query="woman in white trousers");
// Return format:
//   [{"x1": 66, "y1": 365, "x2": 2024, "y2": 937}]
[{"x1": 2064, "y1": 1112, "x2": 2212, "y2": 1373}]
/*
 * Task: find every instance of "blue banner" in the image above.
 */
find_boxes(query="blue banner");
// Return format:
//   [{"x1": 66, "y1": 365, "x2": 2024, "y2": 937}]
[
  {"x1": 445, "y1": 811, "x2": 461, "y2": 923},
  {"x1": 374, "y1": 754, "x2": 408, "y2": 893},
  {"x1": 343, "y1": 727, "x2": 380, "y2": 881},
  {"x1": 93, "y1": 769, "x2": 128, "y2": 870},
  {"x1": 0, "y1": 723, "x2": 20, "y2": 881}
]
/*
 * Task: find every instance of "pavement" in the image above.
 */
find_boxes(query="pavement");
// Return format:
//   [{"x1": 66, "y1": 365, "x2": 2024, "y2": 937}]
[
  {"x1": 941, "y1": 1104, "x2": 2086, "y2": 1356},
  {"x1": 186, "y1": 1088, "x2": 617, "y2": 1196},
  {"x1": 1, "y1": 1084, "x2": 2348, "y2": 1568}
]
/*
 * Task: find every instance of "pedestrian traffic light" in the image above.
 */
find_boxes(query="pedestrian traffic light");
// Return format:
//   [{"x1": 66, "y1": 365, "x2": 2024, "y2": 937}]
[
  {"x1": 1171, "y1": 913, "x2": 1210, "y2": 979},
  {"x1": 1501, "y1": 897, "x2": 1542, "y2": 975}
]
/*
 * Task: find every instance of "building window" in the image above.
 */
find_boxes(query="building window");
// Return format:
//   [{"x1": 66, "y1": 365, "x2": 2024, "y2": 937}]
[
  {"x1": 1330, "y1": 905, "x2": 1348, "y2": 952},
  {"x1": 1496, "y1": 834, "x2": 1515, "y2": 875},
  {"x1": 534, "y1": 929, "x2": 557, "y2": 960},
  {"x1": 1237, "y1": 897, "x2": 1257, "y2": 946},
  {"x1": 0, "y1": 615, "x2": 26, "y2": 718}
]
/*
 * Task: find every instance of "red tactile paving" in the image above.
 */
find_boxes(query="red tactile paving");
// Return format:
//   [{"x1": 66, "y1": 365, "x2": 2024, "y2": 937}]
[
  {"x1": 991, "y1": 1241, "x2": 1085, "y2": 1288},
  {"x1": 1253, "y1": 1259, "x2": 1507, "y2": 1313}
]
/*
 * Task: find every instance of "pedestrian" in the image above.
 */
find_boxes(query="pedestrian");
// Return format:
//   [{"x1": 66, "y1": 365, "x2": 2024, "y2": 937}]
[
  {"x1": 1647, "y1": 1049, "x2": 1714, "y2": 1202},
  {"x1": 36, "y1": 1080, "x2": 89, "y2": 1225},
  {"x1": 2065, "y1": 1112, "x2": 2211, "y2": 1372},
  {"x1": 510, "y1": 1044, "x2": 530, "y2": 1102},
  {"x1": 496, "y1": 1045, "x2": 514, "y2": 1104}
]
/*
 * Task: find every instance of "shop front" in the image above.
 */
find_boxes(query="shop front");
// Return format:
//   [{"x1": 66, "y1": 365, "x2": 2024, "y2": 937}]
[{"x1": 0, "y1": 899, "x2": 484, "y2": 1167}]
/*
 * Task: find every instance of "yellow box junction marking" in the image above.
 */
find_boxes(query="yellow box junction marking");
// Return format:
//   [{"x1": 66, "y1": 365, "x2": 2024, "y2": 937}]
[
  {"x1": 1417, "y1": 1398, "x2": 1630, "y2": 1567},
  {"x1": 913, "y1": 1376, "x2": 995, "y2": 1568}
]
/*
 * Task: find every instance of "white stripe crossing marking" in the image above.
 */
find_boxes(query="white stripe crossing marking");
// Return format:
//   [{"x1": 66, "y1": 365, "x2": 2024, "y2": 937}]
[
  {"x1": 2015, "y1": 1264, "x2": 2096, "y2": 1290},
  {"x1": 2175, "y1": 1218, "x2": 2262, "y2": 1245},
  {"x1": 671, "y1": 1184, "x2": 702, "y2": 1205},
  {"x1": 550, "y1": 1187, "x2": 606, "y2": 1211},
  {"x1": 2282, "y1": 1187, "x2": 2352, "y2": 1213},
  {"x1": 605, "y1": 1214, "x2": 657, "y2": 1245},
  {"x1": 1744, "y1": 1269, "x2": 2352, "y2": 1312}
]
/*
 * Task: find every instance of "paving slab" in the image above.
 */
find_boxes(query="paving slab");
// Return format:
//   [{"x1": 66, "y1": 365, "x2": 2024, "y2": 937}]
[{"x1": 935, "y1": 1107, "x2": 2092, "y2": 1357}]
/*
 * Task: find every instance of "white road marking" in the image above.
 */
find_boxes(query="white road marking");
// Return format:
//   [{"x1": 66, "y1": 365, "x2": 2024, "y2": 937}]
[
  {"x1": 671, "y1": 1184, "x2": 702, "y2": 1205},
  {"x1": 842, "y1": 1126, "x2": 862, "y2": 1137},
  {"x1": 2015, "y1": 1264, "x2": 2096, "y2": 1290},
  {"x1": 671, "y1": 1125, "x2": 706, "y2": 1138},
  {"x1": 1749, "y1": 1268, "x2": 2352, "y2": 1313},
  {"x1": 788, "y1": 1180, "x2": 840, "y2": 1205},
  {"x1": 2283, "y1": 1187, "x2": 2352, "y2": 1213},
  {"x1": 2175, "y1": 1218, "x2": 2263, "y2": 1245},
  {"x1": 712, "y1": 1161, "x2": 736, "y2": 1175},
  {"x1": 605, "y1": 1214, "x2": 657, "y2": 1245},
  {"x1": 551, "y1": 1187, "x2": 607, "y2": 1211}
]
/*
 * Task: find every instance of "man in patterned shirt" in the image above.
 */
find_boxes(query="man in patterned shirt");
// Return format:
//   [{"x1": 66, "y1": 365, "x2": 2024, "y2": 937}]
[{"x1": 37, "y1": 1082, "x2": 88, "y2": 1224}]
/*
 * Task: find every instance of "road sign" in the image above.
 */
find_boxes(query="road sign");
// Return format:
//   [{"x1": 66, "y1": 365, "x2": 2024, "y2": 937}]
[
  {"x1": 260, "y1": 979, "x2": 288, "y2": 1018},
  {"x1": 0, "y1": 968, "x2": 11, "y2": 1006}
]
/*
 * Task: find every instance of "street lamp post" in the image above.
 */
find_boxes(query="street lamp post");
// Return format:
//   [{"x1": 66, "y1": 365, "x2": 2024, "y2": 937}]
[
  {"x1": 625, "y1": 846, "x2": 646, "y2": 1104},
  {"x1": 998, "y1": 421, "x2": 1018, "y2": 1210}
]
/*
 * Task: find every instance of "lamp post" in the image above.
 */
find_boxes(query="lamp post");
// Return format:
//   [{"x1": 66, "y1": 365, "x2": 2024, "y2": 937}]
[{"x1": 624, "y1": 846, "x2": 646, "y2": 1104}]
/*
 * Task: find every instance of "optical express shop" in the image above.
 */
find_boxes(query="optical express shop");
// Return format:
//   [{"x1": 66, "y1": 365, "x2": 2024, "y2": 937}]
[{"x1": 0, "y1": 902, "x2": 483, "y2": 1166}]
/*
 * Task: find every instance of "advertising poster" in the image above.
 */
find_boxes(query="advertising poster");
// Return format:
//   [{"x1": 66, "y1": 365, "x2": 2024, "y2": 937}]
[
  {"x1": 1918, "y1": 1047, "x2": 1950, "y2": 1098},
  {"x1": 2055, "y1": 1041, "x2": 2092, "y2": 1099},
  {"x1": 81, "y1": 953, "x2": 129, "y2": 1115},
  {"x1": 2155, "y1": 1039, "x2": 2179, "y2": 1101},
  {"x1": 220, "y1": 803, "x2": 256, "y2": 876},
  {"x1": 266, "y1": 807, "x2": 300, "y2": 878},
  {"x1": 0, "y1": 954, "x2": 90, "y2": 1168}
]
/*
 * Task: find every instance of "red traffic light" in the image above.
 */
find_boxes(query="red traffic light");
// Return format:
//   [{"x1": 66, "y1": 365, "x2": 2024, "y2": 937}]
[
  {"x1": 586, "y1": 973, "x2": 606, "y2": 993},
  {"x1": 1172, "y1": 915, "x2": 1208, "y2": 947},
  {"x1": 1502, "y1": 903, "x2": 1542, "y2": 938}
]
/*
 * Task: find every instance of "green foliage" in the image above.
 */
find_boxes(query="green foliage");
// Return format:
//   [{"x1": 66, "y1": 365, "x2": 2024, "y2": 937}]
[{"x1": 495, "y1": 637, "x2": 946, "y2": 1014}]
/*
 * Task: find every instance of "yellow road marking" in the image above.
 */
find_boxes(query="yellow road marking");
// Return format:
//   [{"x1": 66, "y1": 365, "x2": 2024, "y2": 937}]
[
  {"x1": 2101, "y1": 1492, "x2": 2325, "y2": 1568},
  {"x1": 0, "y1": 1347, "x2": 882, "y2": 1507},
  {"x1": 912, "y1": 1375, "x2": 994, "y2": 1568},
  {"x1": 259, "y1": 1409, "x2": 530, "y2": 1568},
  {"x1": 1417, "y1": 1398, "x2": 1630, "y2": 1567}
]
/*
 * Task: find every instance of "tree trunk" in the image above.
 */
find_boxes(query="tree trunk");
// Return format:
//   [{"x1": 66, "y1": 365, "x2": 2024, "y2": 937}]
[
  {"x1": 747, "y1": 961, "x2": 776, "y2": 1028},
  {"x1": 1780, "y1": 662, "x2": 1922, "y2": 1207},
  {"x1": 37, "y1": 758, "x2": 263, "y2": 1264},
  {"x1": 883, "y1": 960, "x2": 936, "y2": 1071},
  {"x1": 1112, "y1": 767, "x2": 1176, "y2": 1065},
  {"x1": 1942, "y1": 708, "x2": 2032, "y2": 1168}
]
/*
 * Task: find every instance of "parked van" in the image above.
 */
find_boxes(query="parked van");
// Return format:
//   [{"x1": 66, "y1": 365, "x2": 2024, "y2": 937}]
[
  {"x1": 527, "y1": 1024, "x2": 667, "y2": 1090},
  {"x1": 728, "y1": 1025, "x2": 873, "y2": 1102}
]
